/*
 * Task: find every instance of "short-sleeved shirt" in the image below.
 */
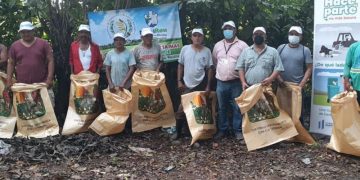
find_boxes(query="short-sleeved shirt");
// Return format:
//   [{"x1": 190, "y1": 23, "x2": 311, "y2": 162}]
[
  {"x1": 9, "y1": 38, "x2": 52, "y2": 83},
  {"x1": 104, "y1": 48, "x2": 136, "y2": 89},
  {"x1": 178, "y1": 45, "x2": 213, "y2": 88},
  {"x1": 235, "y1": 45, "x2": 284, "y2": 85},
  {"x1": 212, "y1": 37, "x2": 248, "y2": 81},
  {"x1": 133, "y1": 43, "x2": 162, "y2": 71},
  {"x1": 277, "y1": 44, "x2": 312, "y2": 84}
]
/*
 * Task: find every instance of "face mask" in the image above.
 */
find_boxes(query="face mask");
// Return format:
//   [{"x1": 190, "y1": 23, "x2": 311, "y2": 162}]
[
  {"x1": 288, "y1": 35, "x2": 300, "y2": 45},
  {"x1": 254, "y1": 35, "x2": 264, "y2": 45},
  {"x1": 223, "y1": 30, "x2": 234, "y2": 40}
]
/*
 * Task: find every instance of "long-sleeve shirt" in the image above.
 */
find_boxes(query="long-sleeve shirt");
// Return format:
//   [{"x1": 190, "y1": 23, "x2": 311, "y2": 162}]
[{"x1": 344, "y1": 42, "x2": 360, "y2": 91}]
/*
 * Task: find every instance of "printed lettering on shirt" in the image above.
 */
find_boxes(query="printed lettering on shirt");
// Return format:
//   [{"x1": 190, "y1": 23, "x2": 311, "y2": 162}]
[{"x1": 141, "y1": 54, "x2": 158, "y2": 60}]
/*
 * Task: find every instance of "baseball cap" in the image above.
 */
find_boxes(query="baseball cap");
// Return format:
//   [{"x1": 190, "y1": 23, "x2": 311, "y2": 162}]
[
  {"x1": 192, "y1": 28, "x2": 204, "y2": 35},
  {"x1": 253, "y1": 27, "x2": 266, "y2": 34},
  {"x1": 289, "y1": 26, "x2": 303, "y2": 34},
  {"x1": 141, "y1": 27, "x2": 153, "y2": 36},
  {"x1": 113, "y1": 32, "x2": 125, "y2": 39},
  {"x1": 222, "y1": 21, "x2": 236, "y2": 29},
  {"x1": 78, "y1": 24, "x2": 90, "y2": 32},
  {"x1": 18, "y1": 21, "x2": 34, "y2": 32}
]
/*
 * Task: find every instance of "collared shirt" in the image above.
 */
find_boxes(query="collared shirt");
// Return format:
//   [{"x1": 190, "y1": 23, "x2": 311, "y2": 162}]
[
  {"x1": 235, "y1": 45, "x2": 284, "y2": 85},
  {"x1": 212, "y1": 37, "x2": 248, "y2": 81}
]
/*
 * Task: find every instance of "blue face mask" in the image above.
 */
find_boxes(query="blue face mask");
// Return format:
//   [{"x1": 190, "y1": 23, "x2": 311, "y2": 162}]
[{"x1": 223, "y1": 30, "x2": 234, "y2": 39}]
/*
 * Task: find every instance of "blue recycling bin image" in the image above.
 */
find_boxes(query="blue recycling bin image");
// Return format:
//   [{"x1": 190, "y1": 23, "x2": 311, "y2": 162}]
[{"x1": 327, "y1": 77, "x2": 340, "y2": 103}]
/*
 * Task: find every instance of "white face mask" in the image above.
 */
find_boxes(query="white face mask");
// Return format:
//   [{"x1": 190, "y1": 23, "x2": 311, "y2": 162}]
[{"x1": 288, "y1": 35, "x2": 300, "y2": 45}]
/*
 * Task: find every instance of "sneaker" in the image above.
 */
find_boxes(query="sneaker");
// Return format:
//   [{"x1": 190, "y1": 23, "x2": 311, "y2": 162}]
[
  {"x1": 214, "y1": 131, "x2": 226, "y2": 140},
  {"x1": 235, "y1": 132, "x2": 244, "y2": 140}
]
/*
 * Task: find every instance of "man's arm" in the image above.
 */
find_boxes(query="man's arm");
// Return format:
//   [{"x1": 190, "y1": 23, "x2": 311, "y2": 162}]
[
  {"x1": 121, "y1": 65, "x2": 136, "y2": 89},
  {"x1": 156, "y1": 61, "x2": 163, "y2": 73},
  {"x1": 6, "y1": 58, "x2": 15, "y2": 88},
  {"x1": 69, "y1": 44, "x2": 74, "y2": 74},
  {"x1": 344, "y1": 45, "x2": 355, "y2": 91},
  {"x1": 239, "y1": 69, "x2": 248, "y2": 90},
  {"x1": 45, "y1": 50, "x2": 55, "y2": 88},
  {"x1": 177, "y1": 63, "x2": 185, "y2": 93},
  {"x1": 299, "y1": 64, "x2": 313, "y2": 88},
  {"x1": 205, "y1": 66, "x2": 214, "y2": 94},
  {"x1": 105, "y1": 65, "x2": 116, "y2": 93},
  {"x1": 95, "y1": 45, "x2": 103, "y2": 73},
  {"x1": 156, "y1": 45, "x2": 163, "y2": 73}
]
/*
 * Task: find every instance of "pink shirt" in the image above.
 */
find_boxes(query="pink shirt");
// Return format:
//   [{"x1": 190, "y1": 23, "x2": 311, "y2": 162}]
[
  {"x1": 9, "y1": 38, "x2": 53, "y2": 83},
  {"x1": 212, "y1": 37, "x2": 248, "y2": 81}
]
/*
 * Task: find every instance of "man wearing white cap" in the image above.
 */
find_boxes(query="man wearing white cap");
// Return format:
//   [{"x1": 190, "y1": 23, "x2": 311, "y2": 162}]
[
  {"x1": 69, "y1": 24, "x2": 102, "y2": 75},
  {"x1": 212, "y1": 21, "x2": 248, "y2": 140},
  {"x1": 277, "y1": 26, "x2": 312, "y2": 88},
  {"x1": 104, "y1": 33, "x2": 136, "y2": 92},
  {"x1": 277, "y1": 26, "x2": 312, "y2": 123},
  {"x1": 172, "y1": 28, "x2": 214, "y2": 140},
  {"x1": 236, "y1": 27, "x2": 284, "y2": 89},
  {"x1": 7, "y1": 21, "x2": 54, "y2": 88},
  {"x1": 133, "y1": 27, "x2": 163, "y2": 72}
]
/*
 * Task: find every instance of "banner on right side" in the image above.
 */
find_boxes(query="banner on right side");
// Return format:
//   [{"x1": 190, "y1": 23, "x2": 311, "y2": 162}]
[{"x1": 310, "y1": 0, "x2": 360, "y2": 135}]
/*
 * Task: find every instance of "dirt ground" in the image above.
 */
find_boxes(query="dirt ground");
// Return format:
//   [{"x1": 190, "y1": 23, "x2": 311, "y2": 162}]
[{"x1": 0, "y1": 129, "x2": 359, "y2": 180}]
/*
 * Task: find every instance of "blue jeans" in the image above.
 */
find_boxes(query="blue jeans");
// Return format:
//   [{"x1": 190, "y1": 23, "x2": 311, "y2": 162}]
[{"x1": 216, "y1": 79, "x2": 242, "y2": 133}]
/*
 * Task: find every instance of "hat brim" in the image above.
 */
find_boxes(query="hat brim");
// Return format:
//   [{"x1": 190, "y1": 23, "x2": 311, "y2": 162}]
[
  {"x1": 78, "y1": 29, "x2": 90, "y2": 32},
  {"x1": 18, "y1": 27, "x2": 34, "y2": 32},
  {"x1": 114, "y1": 36, "x2": 125, "y2": 40},
  {"x1": 141, "y1": 33, "x2": 153, "y2": 36},
  {"x1": 222, "y1": 24, "x2": 235, "y2": 29}
]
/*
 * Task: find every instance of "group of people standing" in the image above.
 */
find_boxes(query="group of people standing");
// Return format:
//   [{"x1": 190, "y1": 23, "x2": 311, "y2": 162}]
[
  {"x1": 1, "y1": 20, "x2": 315, "y2": 141},
  {"x1": 173, "y1": 21, "x2": 313, "y2": 141}
]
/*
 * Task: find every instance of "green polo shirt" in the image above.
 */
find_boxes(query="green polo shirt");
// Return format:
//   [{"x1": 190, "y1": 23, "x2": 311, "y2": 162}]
[
  {"x1": 235, "y1": 45, "x2": 284, "y2": 85},
  {"x1": 344, "y1": 42, "x2": 360, "y2": 91}
]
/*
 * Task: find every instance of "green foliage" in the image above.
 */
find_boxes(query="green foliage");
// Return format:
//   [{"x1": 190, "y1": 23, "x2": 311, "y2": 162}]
[
  {"x1": 0, "y1": 0, "x2": 315, "y2": 123},
  {"x1": 0, "y1": 0, "x2": 32, "y2": 46}
]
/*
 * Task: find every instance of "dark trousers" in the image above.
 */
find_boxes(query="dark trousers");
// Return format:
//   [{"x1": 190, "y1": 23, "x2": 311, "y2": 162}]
[{"x1": 357, "y1": 91, "x2": 360, "y2": 105}]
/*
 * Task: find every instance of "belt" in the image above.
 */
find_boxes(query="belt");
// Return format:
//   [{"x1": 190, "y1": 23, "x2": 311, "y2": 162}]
[{"x1": 217, "y1": 79, "x2": 239, "y2": 83}]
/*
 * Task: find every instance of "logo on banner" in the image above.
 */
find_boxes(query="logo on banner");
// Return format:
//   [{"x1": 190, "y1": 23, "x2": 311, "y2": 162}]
[
  {"x1": 318, "y1": 119, "x2": 325, "y2": 129},
  {"x1": 324, "y1": 0, "x2": 358, "y2": 20},
  {"x1": 107, "y1": 13, "x2": 135, "y2": 38},
  {"x1": 144, "y1": 11, "x2": 158, "y2": 27}
]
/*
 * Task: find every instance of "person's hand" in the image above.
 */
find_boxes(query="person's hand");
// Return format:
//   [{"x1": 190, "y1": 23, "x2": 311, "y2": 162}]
[
  {"x1": 178, "y1": 81, "x2": 185, "y2": 94},
  {"x1": 261, "y1": 77, "x2": 272, "y2": 86},
  {"x1": 204, "y1": 85, "x2": 211, "y2": 96},
  {"x1": 298, "y1": 80, "x2": 306, "y2": 89},
  {"x1": 6, "y1": 79, "x2": 13, "y2": 90},
  {"x1": 278, "y1": 79, "x2": 287, "y2": 88},
  {"x1": 344, "y1": 80, "x2": 353, "y2": 92},
  {"x1": 45, "y1": 79, "x2": 53, "y2": 89},
  {"x1": 242, "y1": 82, "x2": 249, "y2": 91},
  {"x1": 118, "y1": 82, "x2": 125, "y2": 91},
  {"x1": 109, "y1": 83, "x2": 116, "y2": 93}
]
